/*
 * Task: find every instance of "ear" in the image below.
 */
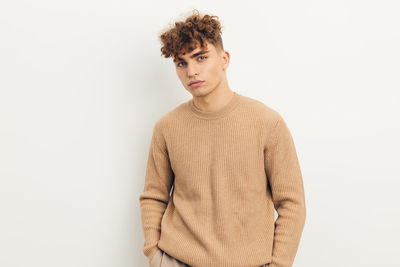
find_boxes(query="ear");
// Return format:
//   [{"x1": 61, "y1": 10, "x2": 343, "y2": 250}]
[{"x1": 221, "y1": 50, "x2": 230, "y2": 71}]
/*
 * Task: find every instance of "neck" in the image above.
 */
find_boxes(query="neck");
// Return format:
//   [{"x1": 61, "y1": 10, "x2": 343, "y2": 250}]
[{"x1": 192, "y1": 79, "x2": 233, "y2": 112}]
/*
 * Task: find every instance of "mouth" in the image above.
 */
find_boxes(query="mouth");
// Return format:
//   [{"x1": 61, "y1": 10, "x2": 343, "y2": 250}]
[{"x1": 189, "y1": 80, "x2": 205, "y2": 87}]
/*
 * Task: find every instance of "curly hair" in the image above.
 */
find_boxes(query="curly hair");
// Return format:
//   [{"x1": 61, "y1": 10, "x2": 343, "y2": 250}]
[{"x1": 158, "y1": 9, "x2": 224, "y2": 60}]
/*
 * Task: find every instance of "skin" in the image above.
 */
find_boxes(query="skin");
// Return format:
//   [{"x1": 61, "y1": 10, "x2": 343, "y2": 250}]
[{"x1": 173, "y1": 41, "x2": 235, "y2": 112}]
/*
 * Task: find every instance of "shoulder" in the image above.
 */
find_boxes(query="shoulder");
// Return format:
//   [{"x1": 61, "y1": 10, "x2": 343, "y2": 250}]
[
  {"x1": 152, "y1": 101, "x2": 187, "y2": 133},
  {"x1": 237, "y1": 93, "x2": 283, "y2": 126}
]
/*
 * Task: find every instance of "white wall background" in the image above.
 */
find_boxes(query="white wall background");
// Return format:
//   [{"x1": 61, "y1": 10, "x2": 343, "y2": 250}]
[{"x1": 1, "y1": 1, "x2": 399, "y2": 266}]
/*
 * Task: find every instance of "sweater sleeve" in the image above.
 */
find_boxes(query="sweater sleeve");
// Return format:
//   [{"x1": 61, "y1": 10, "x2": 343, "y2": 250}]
[
  {"x1": 264, "y1": 115, "x2": 306, "y2": 267},
  {"x1": 138, "y1": 121, "x2": 174, "y2": 265}
]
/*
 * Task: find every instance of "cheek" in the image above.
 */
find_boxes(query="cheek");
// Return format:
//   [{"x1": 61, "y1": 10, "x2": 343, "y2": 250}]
[
  {"x1": 210, "y1": 66, "x2": 223, "y2": 79},
  {"x1": 176, "y1": 71, "x2": 185, "y2": 81},
  {"x1": 206, "y1": 63, "x2": 222, "y2": 76}
]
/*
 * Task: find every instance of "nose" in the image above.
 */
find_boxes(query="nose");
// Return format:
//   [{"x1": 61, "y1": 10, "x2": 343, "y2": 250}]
[{"x1": 186, "y1": 63, "x2": 199, "y2": 77}]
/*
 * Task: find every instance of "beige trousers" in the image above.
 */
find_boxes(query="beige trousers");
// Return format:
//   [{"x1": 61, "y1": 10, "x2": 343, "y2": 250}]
[{"x1": 150, "y1": 248, "x2": 269, "y2": 267}]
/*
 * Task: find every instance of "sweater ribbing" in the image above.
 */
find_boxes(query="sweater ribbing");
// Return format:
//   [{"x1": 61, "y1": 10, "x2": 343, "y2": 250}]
[
  {"x1": 188, "y1": 91, "x2": 241, "y2": 120},
  {"x1": 139, "y1": 91, "x2": 306, "y2": 267}
]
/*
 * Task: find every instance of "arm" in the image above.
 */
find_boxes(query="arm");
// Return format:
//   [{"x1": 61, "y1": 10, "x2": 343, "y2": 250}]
[
  {"x1": 138, "y1": 120, "x2": 174, "y2": 265},
  {"x1": 264, "y1": 115, "x2": 306, "y2": 267}
]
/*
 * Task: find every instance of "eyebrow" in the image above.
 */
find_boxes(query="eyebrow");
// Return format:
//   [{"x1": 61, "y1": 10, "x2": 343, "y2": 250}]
[{"x1": 174, "y1": 50, "x2": 210, "y2": 62}]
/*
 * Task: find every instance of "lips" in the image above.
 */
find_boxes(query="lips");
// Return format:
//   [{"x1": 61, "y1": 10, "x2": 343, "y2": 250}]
[{"x1": 189, "y1": 80, "x2": 204, "y2": 86}]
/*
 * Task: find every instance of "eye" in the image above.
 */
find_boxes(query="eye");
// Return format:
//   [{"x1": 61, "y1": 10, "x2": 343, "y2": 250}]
[
  {"x1": 177, "y1": 62, "x2": 185, "y2": 67},
  {"x1": 198, "y1": 55, "x2": 207, "y2": 61}
]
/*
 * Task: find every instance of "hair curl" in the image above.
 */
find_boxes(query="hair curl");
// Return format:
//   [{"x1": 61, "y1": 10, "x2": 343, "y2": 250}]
[{"x1": 158, "y1": 9, "x2": 224, "y2": 60}]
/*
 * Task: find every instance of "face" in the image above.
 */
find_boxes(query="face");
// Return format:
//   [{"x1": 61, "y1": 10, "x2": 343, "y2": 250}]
[{"x1": 173, "y1": 41, "x2": 230, "y2": 97}]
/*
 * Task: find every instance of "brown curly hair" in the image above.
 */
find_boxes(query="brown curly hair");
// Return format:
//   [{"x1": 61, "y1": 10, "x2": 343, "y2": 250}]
[{"x1": 158, "y1": 9, "x2": 224, "y2": 61}]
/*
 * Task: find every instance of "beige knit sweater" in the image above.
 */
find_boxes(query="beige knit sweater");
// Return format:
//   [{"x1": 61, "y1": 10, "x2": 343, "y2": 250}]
[{"x1": 139, "y1": 91, "x2": 306, "y2": 267}]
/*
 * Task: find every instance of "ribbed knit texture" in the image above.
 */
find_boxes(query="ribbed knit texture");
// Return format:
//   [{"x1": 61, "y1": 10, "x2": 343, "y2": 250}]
[{"x1": 139, "y1": 91, "x2": 306, "y2": 267}]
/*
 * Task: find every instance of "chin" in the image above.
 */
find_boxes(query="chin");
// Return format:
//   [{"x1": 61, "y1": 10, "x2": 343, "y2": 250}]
[
  {"x1": 193, "y1": 90, "x2": 210, "y2": 98},
  {"x1": 187, "y1": 87, "x2": 203, "y2": 96},
  {"x1": 186, "y1": 84, "x2": 214, "y2": 97}
]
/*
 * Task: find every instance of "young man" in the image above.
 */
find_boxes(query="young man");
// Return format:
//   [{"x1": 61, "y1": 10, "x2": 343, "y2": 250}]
[{"x1": 139, "y1": 10, "x2": 306, "y2": 267}]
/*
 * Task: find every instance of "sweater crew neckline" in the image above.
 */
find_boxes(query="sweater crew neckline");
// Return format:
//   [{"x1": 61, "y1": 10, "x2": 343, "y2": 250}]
[{"x1": 188, "y1": 91, "x2": 241, "y2": 120}]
